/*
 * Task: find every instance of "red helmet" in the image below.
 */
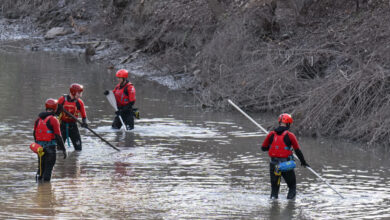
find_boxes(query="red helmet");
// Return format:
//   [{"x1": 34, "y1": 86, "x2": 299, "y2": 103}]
[
  {"x1": 70, "y1": 83, "x2": 84, "y2": 96},
  {"x1": 278, "y1": 113, "x2": 293, "y2": 124},
  {"x1": 116, "y1": 69, "x2": 129, "y2": 78},
  {"x1": 45, "y1": 98, "x2": 58, "y2": 111}
]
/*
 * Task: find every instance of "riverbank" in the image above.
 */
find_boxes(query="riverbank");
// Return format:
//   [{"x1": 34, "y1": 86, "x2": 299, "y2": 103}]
[{"x1": 1, "y1": 0, "x2": 389, "y2": 145}]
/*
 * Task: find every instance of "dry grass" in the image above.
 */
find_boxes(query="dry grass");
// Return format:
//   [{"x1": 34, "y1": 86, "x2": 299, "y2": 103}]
[{"x1": 2, "y1": 0, "x2": 390, "y2": 145}]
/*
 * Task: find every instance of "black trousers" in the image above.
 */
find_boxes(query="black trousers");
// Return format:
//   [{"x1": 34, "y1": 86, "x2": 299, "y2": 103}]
[
  {"x1": 37, "y1": 146, "x2": 56, "y2": 182},
  {"x1": 112, "y1": 108, "x2": 134, "y2": 130},
  {"x1": 60, "y1": 122, "x2": 82, "y2": 151},
  {"x1": 269, "y1": 162, "x2": 296, "y2": 198}
]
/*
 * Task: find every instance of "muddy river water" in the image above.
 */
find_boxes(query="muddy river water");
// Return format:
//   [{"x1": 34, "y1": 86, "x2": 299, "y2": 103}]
[{"x1": 0, "y1": 49, "x2": 390, "y2": 219}]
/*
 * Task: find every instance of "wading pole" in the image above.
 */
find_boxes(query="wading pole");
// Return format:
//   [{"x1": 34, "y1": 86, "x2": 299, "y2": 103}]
[
  {"x1": 227, "y1": 99, "x2": 345, "y2": 199},
  {"x1": 62, "y1": 109, "x2": 120, "y2": 151}
]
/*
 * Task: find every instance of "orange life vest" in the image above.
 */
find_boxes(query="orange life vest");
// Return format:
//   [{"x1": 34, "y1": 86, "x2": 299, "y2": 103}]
[
  {"x1": 59, "y1": 95, "x2": 82, "y2": 122},
  {"x1": 113, "y1": 82, "x2": 135, "y2": 107},
  {"x1": 34, "y1": 116, "x2": 55, "y2": 142},
  {"x1": 268, "y1": 130, "x2": 293, "y2": 158}
]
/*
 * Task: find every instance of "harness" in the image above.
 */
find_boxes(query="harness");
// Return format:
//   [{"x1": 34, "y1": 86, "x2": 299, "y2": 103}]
[
  {"x1": 268, "y1": 130, "x2": 296, "y2": 185},
  {"x1": 36, "y1": 140, "x2": 57, "y2": 147}
]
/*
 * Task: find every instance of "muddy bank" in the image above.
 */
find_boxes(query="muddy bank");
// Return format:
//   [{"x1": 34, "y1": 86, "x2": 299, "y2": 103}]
[{"x1": 1, "y1": 0, "x2": 390, "y2": 145}]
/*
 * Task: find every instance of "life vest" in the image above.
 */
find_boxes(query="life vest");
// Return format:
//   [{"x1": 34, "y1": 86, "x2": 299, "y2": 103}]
[
  {"x1": 59, "y1": 95, "x2": 82, "y2": 122},
  {"x1": 268, "y1": 130, "x2": 293, "y2": 158},
  {"x1": 113, "y1": 82, "x2": 135, "y2": 107},
  {"x1": 34, "y1": 116, "x2": 55, "y2": 142}
]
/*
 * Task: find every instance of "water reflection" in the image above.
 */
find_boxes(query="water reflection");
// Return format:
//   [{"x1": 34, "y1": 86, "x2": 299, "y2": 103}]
[
  {"x1": 34, "y1": 183, "x2": 55, "y2": 217},
  {"x1": 269, "y1": 201, "x2": 296, "y2": 220},
  {"x1": 0, "y1": 49, "x2": 390, "y2": 219}
]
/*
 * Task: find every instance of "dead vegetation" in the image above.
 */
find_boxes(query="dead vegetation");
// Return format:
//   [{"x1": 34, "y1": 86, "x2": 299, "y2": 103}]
[{"x1": 1, "y1": 0, "x2": 390, "y2": 145}]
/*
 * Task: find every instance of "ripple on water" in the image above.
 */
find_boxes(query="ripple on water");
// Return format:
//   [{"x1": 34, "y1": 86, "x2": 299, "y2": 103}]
[{"x1": 1, "y1": 50, "x2": 390, "y2": 219}]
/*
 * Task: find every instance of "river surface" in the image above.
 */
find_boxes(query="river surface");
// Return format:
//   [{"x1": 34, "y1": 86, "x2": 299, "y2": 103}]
[{"x1": 0, "y1": 48, "x2": 390, "y2": 219}]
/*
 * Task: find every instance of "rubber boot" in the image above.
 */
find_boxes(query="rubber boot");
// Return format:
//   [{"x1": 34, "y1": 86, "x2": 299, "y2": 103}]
[
  {"x1": 126, "y1": 124, "x2": 134, "y2": 130},
  {"x1": 287, "y1": 187, "x2": 296, "y2": 199},
  {"x1": 270, "y1": 185, "x2": 279, "y2": 199}
]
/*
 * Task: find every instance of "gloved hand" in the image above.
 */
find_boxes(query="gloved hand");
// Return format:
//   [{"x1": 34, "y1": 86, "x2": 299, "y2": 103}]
[
  {"x1": 63, "y1": 149, "x2": 67, "y2": 159},
  {"x1": 115, "y1": 110, "x2": 121, "y2": 116},
  {"x1": 81, "y1": 118, "x2": 88, "y2": 128},
  {"x1": 81, "y1": 122, "x2": 88, "y2": 128},
  {"x1": 104, "y1": 90, "x2": 109, "y2": 95},
  {"x1": 301, "y1": 160, "x2": 310, "y2": 168},
  {"x1": 261, "y1": 146, "x2": 269, "y2": 152}
]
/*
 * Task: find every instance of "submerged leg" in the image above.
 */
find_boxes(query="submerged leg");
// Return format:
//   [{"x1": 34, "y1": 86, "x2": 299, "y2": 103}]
[
  {"x1": 270, "y1": 163, "x2": 280, "y2": 199},
  {"x1": 283, "y1": 169, "x2": 297, "y2": 199},
  {"x1": 112, "y1": 116, "x2": 122, "y2": 129}
]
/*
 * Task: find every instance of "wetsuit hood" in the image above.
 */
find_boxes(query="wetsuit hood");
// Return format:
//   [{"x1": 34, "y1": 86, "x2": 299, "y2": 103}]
[
  {"x1": 274, "y1": 126, "x2": 289, "y2": 135},
  {"x1": 39, "y1": 111, "x2": 54, "y2": 119}
]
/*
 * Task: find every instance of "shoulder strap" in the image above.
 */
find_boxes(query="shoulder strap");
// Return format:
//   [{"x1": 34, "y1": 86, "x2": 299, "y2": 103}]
[
  {"x1": 76, "y1": 99, "x2": 81, "y2": 110},
  {"x1": 34, "y1": 118, "x2": 39, "y2": 130},
  {"x1": 45, "y1": 115, "x2": 54, "y2": 132},
  {"x1": 283, "y1": 131, "x2": 292, "y2": 147},
  {"x1": 123, "y1": 84, "x2": 129, "y2": 96},
  {"x1": 269, "y1": 130, "x2": 290, "y2": 146},
  {"x1": 268, "y1": 132, "x2": 275, "y2": 145}
]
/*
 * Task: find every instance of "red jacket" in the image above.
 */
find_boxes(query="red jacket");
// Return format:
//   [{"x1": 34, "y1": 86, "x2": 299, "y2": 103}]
[
  {"x1": 58, "y1": 95, "x2": 87, "y2": 123},
  {"x1": 113, "y1": 82, "x2": 136, "y2": 107},
  {"x1": 262, "y1": 130, "x2": 300, "y2": 158}
]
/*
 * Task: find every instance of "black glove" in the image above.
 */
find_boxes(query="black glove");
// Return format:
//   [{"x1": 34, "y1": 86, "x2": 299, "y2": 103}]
[
  {"x1": 55, "y1": 134, "x2": 67, "y2": 159},
  {"x1": 81, "y1": 118, "x2": 88, "y2": 128},
  {"x1": 115, "y1": 110, "x2": 121, "y2": 116},
  {"x1": 301, "y1": 161, "x2": 310, "y2": 167},
  {"x1": 104, "y1": 90, "x2": 109, "y2": 95},
  {"x1": 63, "y1": 149, "x2": 67, "y2": 159},
  {"x1": 295, "y1": 149, "x2": 309, "y2": 167}
]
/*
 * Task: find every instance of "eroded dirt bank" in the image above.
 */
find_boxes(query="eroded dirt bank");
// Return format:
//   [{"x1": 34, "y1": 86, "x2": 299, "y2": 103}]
[{"x1": 1, "y1": 0, "x2": 389, "y2": 145}]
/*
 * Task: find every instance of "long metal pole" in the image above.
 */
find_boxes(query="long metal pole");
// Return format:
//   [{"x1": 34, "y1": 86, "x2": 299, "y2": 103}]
[
  {"x1": 227, "y1": 99, "x2": 345, "y2": 199},
  {"x1": 62, "y1": 109, "x2": 120, "y2": 151}
]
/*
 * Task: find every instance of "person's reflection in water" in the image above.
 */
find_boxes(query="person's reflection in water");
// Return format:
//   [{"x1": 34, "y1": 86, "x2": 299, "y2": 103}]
[
  {"x1": 35, "y1": 182, "x2": 55, "y2": 217},
  {"x1": 114, "y1": 162, "x2": 133, "y2": 177},
  {"x1": 281, "y1": 201, "x2": 295, "y2": 219},
  {"x1": 114, "y1": 132, "x2": 136, "y2": 148},
  {"x1": 269, "y1": 200, "x2": 296, "y2": 220}
]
